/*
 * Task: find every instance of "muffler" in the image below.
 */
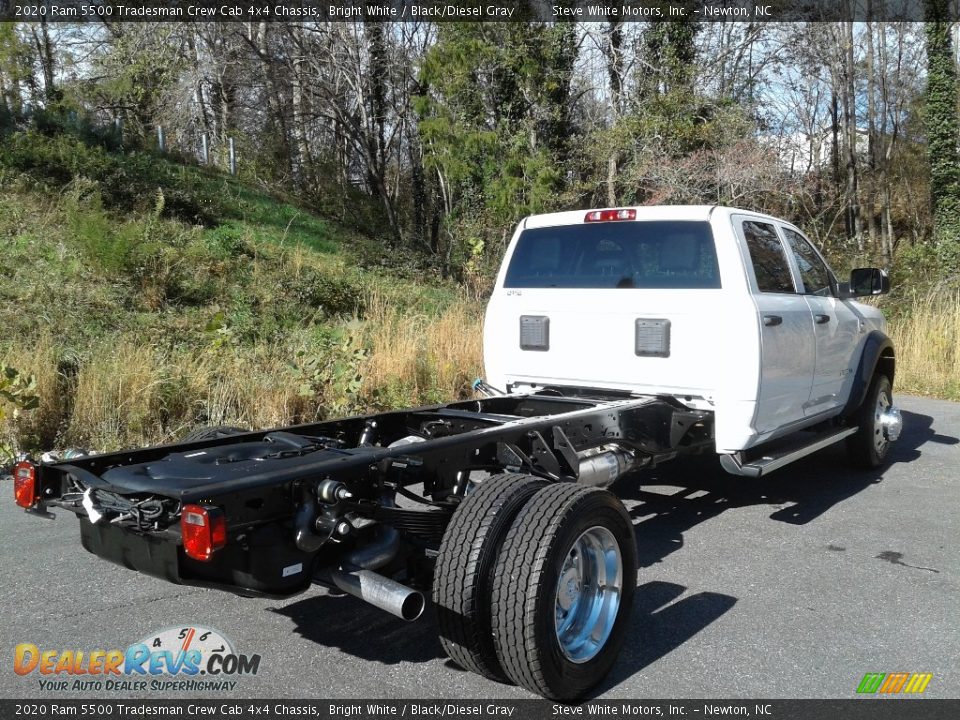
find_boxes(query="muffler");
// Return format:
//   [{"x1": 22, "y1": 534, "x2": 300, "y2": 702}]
[
  {"x1": 577, "y1": 445, "x2": 641, "y2": 487},
  {"x1": 327, "y1": 567, "x2": 425, "y2": 622}
]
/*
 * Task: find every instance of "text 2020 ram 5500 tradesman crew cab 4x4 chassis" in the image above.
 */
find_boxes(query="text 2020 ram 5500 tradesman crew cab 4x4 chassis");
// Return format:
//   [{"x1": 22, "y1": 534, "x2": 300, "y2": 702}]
[{"x1": 13, "y1": 206, "x2": 902, "y2": 699}]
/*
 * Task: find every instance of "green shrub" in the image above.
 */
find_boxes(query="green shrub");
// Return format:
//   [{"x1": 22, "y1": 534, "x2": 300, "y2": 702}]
[
  {"x1": 67, "y1": 192, "x2": 138, "y2": 276},
  {"x1": 30, "y1": 107, "x2": 124, "y2": 152},
  {"x1": 284, "y1": 268, "x2": 365, "y2": 317},
  {"x1": 0, "y1": 130, "x2": 220, "y2": 225},
  {"x1": 204, "y1": 222, "x2": 253, "y2": 258}
]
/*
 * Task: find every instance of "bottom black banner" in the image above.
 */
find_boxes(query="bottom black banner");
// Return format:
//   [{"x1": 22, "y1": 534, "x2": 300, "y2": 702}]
[{"x1": 2, "y1": 699, "x2": 958, "y2": 720}]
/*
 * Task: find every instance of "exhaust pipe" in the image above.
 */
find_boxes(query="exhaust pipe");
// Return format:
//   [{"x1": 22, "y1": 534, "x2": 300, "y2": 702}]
[
  {"x1": 316, "y1": 496, "x2": 424, "y2": 622},
  {"x1": 344, "y1": 524, "x2": 399, "y2": 570},
  {"x1": 327, "y1": 567, "x2": 425, "y2": 622}
]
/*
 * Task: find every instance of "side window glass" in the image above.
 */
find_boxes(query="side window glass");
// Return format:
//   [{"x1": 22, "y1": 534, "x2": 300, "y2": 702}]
[
  {"x1": 782, "y1": 228, "x2": 832, "y2": 296},
  {"x1": 742, "y1": 221, "x2": 795, "y2": 293}
]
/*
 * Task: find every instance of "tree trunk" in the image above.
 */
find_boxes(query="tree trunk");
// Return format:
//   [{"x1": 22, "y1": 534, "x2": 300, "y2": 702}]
[
  {"x1": 290, "y1": 56, "x2": 313, "y2": 189},
  {"x1": 866, "y1": 13, "x2": 880, "y2": 251},
  {"x1": 31, "y1": 20, "x2": 56, "y2": 103},
  {"x1": 408, "y1": 126, "x2": 429, "y2": 251},
  {"x1": 842, "y1": 20, "x2": 863, "y2": 249},
  {"x1": 830, "y1": 91, "x2": 841, "y2": 190},
  {"x1": 605, "y1": 20, "x2": 624, "y2": 206},
  {"x1": 365, "y1": 20, "x2": 388, "y2": 181},
  {"x1": 257, "y1": 21, "x2": 294, "y2": 181},
  {"x1": 606, "y1": 155, "x2": 618, "y2": 207},
  {"x1": 186, "y1": 30, "x2": 213, "y2": 146}
]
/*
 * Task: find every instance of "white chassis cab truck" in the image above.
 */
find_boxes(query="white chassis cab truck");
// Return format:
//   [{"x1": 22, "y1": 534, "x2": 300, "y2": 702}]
[
  {"x1": 17, "y1": 205, "x2": 901, "y2": 700},
  {"x1": 485, "y1": 205, "x2": 901, "y2": 471}
]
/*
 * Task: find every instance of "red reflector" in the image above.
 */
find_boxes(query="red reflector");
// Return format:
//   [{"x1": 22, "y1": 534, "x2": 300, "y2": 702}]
[
  {"x1": 584, "y1": 208, "x2": 637, "y2": 223},
  {"x1": 13, "y1": 461, "x2": 38, "y2": 509},
  {"x1": 180, "y1": 504, "x2": 227, "y2": 562}
]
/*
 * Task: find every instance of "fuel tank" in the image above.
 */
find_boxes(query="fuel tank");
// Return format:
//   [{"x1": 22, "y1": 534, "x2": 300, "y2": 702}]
[{"x1": 100, "y1": 431, "x2": 350, "y2": 493}]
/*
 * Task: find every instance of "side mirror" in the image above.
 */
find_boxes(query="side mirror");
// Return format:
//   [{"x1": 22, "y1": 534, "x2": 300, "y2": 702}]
[{"x1": 843, "y1": 267, "x2": 889, "y2": 298}]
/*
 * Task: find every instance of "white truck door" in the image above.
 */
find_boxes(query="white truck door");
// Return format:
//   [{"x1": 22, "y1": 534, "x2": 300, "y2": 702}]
[
  {"x1": 734, "y1": 217, "x2": 815, "y2": 435},
  {"x1": 779, "y1": 225, "x2": 860, "y2": 415}
]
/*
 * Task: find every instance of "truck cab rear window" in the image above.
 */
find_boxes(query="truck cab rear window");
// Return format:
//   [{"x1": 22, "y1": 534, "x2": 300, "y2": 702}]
[{"x1": 503, "y1": 221, "x2": 721, "y2": 289}]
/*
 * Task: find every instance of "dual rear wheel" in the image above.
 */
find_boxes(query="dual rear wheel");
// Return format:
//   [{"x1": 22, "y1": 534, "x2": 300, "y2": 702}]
[{"x1": 434, "y1": 474, "x2": 637, "y2": 700}]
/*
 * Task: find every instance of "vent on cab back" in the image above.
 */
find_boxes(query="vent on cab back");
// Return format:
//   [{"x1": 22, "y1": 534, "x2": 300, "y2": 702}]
[
  {"x1": 520, "y1": 315, "x2": 550, "y2": 351},
  {"x1": 635, "y1": 319, "x2": 670, "y2": 357}
]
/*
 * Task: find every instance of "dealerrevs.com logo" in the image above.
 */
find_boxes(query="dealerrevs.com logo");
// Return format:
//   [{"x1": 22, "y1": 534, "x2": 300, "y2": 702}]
[{"x1": 14, "y1": 625, "x2": 261, "y2": 693}]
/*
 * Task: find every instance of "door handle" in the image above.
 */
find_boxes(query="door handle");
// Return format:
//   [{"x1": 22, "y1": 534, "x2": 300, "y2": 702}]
[
  {"x1": 763, "y1": 315, "x2": 783, "y2": 327},
  {"x1": 815, "y1": 314, "x2": 831, "y2": 324}
]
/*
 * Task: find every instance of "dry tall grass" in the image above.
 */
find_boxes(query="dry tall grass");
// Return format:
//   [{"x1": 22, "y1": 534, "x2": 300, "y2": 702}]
[
  {"x1": 68, "y1": 342, "x2": 168, "y2": 448},
  {"x1": 887, "y1": 293, "x2": 960, "y2": 399},
  {"x1": 359, "y1": 291, "x2": 485, "y2": 407},
  {"x1": 64, "y1": 341, "x2": 318, "y2": 449},
  {"x1": 2, "y1": 298, "x2": 486, "y2": 454},
  {"x1": 1, "y1": 333, "x2": 67, "y2": 450}
]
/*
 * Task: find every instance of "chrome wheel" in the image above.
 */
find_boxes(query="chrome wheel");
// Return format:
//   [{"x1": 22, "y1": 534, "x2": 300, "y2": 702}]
[
  {"x1": 553, "y1": 526, "x2": 622, "y2": 663},
  {"x1": 873, "y1": 389, "x2": 891, "y2": 456}
]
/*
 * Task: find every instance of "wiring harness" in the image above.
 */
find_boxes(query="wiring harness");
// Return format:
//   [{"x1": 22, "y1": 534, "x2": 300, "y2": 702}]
[{"x1": 62, "y1": 476, "x2": 180, "y2": 531}]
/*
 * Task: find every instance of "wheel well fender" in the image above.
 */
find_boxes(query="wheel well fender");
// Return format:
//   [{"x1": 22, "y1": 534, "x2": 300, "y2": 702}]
[{"x1": 842, "y1": 330, "x2": 895, "y2": 418}]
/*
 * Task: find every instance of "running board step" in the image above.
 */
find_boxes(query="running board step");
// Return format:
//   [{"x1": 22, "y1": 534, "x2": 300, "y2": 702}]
[{"x1": 719, "y1": 427, "x2": 857, "y2": 478}]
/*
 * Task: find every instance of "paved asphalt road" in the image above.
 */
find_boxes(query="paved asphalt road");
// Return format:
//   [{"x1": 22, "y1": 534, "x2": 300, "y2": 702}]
[{"x1": 1, "y1": 395, "x2": 957, "y2": 701}]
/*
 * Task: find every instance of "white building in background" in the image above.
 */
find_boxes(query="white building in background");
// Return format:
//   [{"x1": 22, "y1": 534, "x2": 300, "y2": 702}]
[{"x1": 766, "y1": 127, "x2": 871, "y2": 174}]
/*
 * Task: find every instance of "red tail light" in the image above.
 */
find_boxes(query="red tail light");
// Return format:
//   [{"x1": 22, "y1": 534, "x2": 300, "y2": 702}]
[
  {"x1": 585, "y1": 208, "x2": 637, "y2": 222},
  {"x1": 14, "y1": 461, "x2": 38, "y2": 508},
  {"x1": 180, "y1": 504, "x2": 227, "y2": 561}
]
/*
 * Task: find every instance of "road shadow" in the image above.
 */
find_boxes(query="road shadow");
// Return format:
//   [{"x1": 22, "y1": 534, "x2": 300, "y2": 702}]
[
  {"x1": 591, "y1": 409, "x2": 950, "y2": 696},
  {"x1": 269, "y1": 590, "x2": 445, "y2": 665},
  {"x1": 596, "y1": 580, "x2": 737, "y2": 696},
  {"x1": 615, "y1": 409, "x2": 949, "y2": 568},
  {"x1": 271, "y1": 579, "x2": 736, "y2": 699},
  {"x1": 267, "y1": 409, "x2": 952, "y2": 689}
]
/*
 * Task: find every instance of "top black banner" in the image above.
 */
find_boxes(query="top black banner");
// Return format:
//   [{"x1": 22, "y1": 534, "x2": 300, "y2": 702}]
[
  {"x1": 1, "y1": 701, "x2": 959, "y2": 720},
  {"x1": 0, "y1": 0, "x2": 958, "y2": 23}
]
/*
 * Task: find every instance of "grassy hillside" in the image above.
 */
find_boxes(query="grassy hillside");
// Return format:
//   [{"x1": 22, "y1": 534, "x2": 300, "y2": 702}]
[
  {"x1": 0, "y1": 128, "x2": 483, "y2": 460},
  {"x1": 2, "y1": 126, "x2": 957, "y2": 464}
]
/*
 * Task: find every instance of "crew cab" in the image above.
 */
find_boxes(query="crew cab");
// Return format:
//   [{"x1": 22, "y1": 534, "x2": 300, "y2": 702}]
[
  {"x1": 12, "y1": 205, "x2": 901, "y2": 700},
  {"x1": 485, "y1": 205, "x2": 900, "y2": 467}
]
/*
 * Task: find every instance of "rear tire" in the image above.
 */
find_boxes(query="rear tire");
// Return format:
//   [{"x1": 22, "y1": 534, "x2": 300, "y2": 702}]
[
  {"x1": 434, "y1": 473, "x2": 548, "y2": 680},
  {"x1": 181, "y1": 425, "x2": 246, "y2": 442},
  {"x1": 846, "y1": 373, "x2": 893, "y2": 469},
  {"x1": 491, "y1": 484, "x2": 637, "y2": 700}
]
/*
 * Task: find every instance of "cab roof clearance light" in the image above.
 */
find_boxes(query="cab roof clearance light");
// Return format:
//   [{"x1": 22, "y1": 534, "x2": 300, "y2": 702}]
[{"x1": 585, "y1": 208, "x2": 637, "y2": 223}]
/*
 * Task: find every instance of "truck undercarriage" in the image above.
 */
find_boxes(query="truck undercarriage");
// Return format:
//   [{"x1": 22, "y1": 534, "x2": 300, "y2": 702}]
[{"x1": 20, "y1": 390, "x2": 710, "y2": 609}]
